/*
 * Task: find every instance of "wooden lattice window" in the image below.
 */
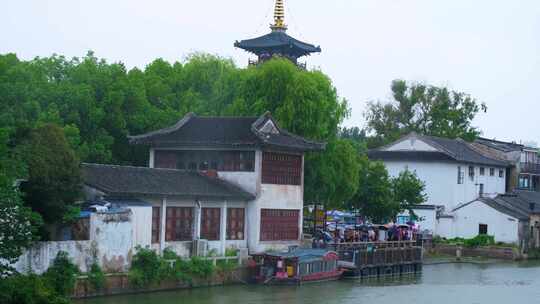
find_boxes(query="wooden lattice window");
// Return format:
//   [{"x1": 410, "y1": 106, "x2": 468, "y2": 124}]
[
  {"x1": 152, "y1": 207, "x2": 160, "y2": 244},
  {"x1": 262, "y1": 152, "x2": 302, "y2": 185},
  {"x1": 227, "y1": 208, "x2": 245, "y2": 240},
  {"x1": 260, "y1": 209, "x2": 299, "y2": 241},
  {"x1": 166, "y1": 207, "x2": 193, "y2": 241},
  {"x1": 201, "y1": 208, "x2": 221, "y2": 241}
]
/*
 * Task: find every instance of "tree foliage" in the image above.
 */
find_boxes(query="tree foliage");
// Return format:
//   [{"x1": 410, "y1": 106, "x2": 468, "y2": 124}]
[
  {"x1": 0, "y1": 52, "x2": 351, "y2": 208},
  {"x1": 392, "y1": 170, "x2": 428, "y2": 217},
  {"x1": 365, "y1": 79, "x2": 487, "y2": 147},
  {"x1": 305, "y1": 139, "x2": 360, "y2": 209},
  {"x1": 352, "y1": 160, "x2": 397, "y2": 223},
  {"x1": 351, "y1": 163, "x2": 427, "y2": 223},
  {"x1": 0, "y1": 129, "x2": 42, "y2": 275},
  {"x1": 21, "y1": 124, "x2": 82, "y2": 226}
]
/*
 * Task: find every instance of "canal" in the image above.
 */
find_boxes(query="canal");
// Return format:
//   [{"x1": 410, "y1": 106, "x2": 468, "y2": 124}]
[{"x1": 78, "y1": 261, "x2": 540, "y2": 304}]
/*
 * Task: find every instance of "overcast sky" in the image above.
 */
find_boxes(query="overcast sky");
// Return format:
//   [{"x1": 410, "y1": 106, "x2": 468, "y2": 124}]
[{"x1": 2, "y1": 0, "x2": 539, "y2": 145}]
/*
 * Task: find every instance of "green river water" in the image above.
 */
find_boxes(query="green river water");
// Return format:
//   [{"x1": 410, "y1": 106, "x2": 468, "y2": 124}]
[{"x1": 77, "y1": 261, "x2": 540, "y2": 304}]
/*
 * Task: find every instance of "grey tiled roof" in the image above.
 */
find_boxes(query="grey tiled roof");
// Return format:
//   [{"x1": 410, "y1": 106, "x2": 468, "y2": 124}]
[
  {"x1": 475, "y1": 137, "x2": 524, "y2": 153},
  {"x1": 128, "y1": 112, "x2": 325, "y2": 152},
  {"x1": 82, "y1": 163, "x2": 255, "y2": 201},
  {"x1": 453, "y1": 190, "x2": 540, "y2": 220},
  {"x1": 371, "y1": 133, "x2": 509, "y2": 167}
]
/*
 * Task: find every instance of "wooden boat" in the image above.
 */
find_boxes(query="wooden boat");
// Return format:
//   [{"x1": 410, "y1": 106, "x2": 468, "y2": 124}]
[{"x1": 251, "y1": 249, "x2": 343, "y2": 285}]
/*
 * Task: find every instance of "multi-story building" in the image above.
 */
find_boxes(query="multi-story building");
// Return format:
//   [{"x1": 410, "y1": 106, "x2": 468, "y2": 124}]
[
  {"x1": 473, "y1": 137, "x2": 540, "y2": 192},
  {"x1": 83, "y1": 112, "x2": 324, "y2": 257},
  {"x1": 368, "y1": 132, "x2": 509, "y2": 237}
]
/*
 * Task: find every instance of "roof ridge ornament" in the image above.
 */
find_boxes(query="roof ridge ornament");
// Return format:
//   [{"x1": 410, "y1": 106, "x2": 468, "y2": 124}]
[{"x1": 270, "y1": 0, "x2": 287, "y2": 32}]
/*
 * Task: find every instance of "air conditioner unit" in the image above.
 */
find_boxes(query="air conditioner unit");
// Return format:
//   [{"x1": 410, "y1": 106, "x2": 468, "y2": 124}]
[{"x1": 192, "y1": 239, "x2": 208, "y2": 257}]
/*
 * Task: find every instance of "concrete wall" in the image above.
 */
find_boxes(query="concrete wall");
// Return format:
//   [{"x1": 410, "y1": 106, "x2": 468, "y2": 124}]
[
  {"x1": 386, "y1": 137, "x2": 438, "y2": 152},
  {"x1": 453, "y1": 200, "x2": 520, "y2": 244},
  {"x1": 14, "y1": 211, "x2": 134, "y2": 274}
]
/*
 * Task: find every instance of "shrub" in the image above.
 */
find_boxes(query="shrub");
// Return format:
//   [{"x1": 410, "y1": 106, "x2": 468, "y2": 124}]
[
  {"x1": 463, "y1": 235, "x2": 495, "y2": 248},
  {"x1": 87, "y1": 263, "x2": 106, "y2": 291},
  {"x1": 0, "y1": 273, "x2": 68, "y2": 304},
  {"x1": 128, "y1": 247, "x2": 167, "y2": 288},
  {"x1": 43, "y1": 251, "x2": 79, "y2": 297},
  {"x1": 187, "y1": 257, "x2": 214, "y2": 278}
]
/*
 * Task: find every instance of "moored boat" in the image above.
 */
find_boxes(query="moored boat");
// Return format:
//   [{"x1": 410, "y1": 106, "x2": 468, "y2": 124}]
[{"x1": 251, "y1": 249, "x2": 343, "y2": 285}]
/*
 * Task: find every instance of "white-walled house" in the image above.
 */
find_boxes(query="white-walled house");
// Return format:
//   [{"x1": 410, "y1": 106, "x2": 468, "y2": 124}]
[
  {"x1": 368, "y1": 133, "x2": 509, "y2": 238},
  {"x1": 451, "y1": 191, "x2": 540, "y2": 247},
  {"x1": 83, "y1": 112, "x2": 324, "y2": 256}
]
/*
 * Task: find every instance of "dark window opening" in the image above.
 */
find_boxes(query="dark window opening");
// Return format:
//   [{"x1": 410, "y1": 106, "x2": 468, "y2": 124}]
[
  {"x1": 260, "y1": 209, "x2": 299, "y2": 241},
  {"x1": 227, "y1": 208, "x2": 245, "y2": 240},
  {"x1": 154, "y1": 150, "x2": 255, "y2": 172},
  {"x1": 262, "y1": 152, "x2": 302, "y2": 185},
  {"x1": 490, "y1": 168, "x2": 495, "y2": 176},
  {"x1": 479, "y1": 224, "x2": 488, "y2": 235},
  {"x1": 479, "y1": 184, "x2": 484, "y2": 197},
  {"x1": 480, "y1": 167, "x2": 485, "y2": 176},
  {"x1": 152, "y1": 207, "x2": 160, "y2": 244},
  {"x1": 468, "y1": 166, "x2": 475, "y2": 179},
  {"x1": 499, "y1": 169, "x2": 504, "y2": 178},
  {"x1": 457, "y1": 166, "x2": 464, "y2": 184},
  {"x1": 166, "y1": 207, "x2": 193, "y2": 241},
  {"x1": 201, "y1": 208, "x2": 220, "y2": 241}
]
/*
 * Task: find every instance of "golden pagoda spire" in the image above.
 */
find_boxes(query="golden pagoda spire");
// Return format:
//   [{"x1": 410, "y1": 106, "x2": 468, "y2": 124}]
[{"x1": 271, "y1": 0, "x2": 287, "y2": 31}]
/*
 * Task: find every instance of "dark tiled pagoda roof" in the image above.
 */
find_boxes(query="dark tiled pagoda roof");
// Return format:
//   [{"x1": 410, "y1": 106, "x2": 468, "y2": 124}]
[
  {"x1": 234, "y1": 31, "x2": 321, "y2": 58},
  {"x1": 369, "y1": 133, "x2": 509, "y2": 167},
  {"x1": 82, "y1": 163, "x2": 254, "y2": 201},
  {"x1": 453, "y1": 190, "x2": 540, "y2": 220},
  {"x1": 128, "y1": 112, "x2": 325, "y2": 152}
]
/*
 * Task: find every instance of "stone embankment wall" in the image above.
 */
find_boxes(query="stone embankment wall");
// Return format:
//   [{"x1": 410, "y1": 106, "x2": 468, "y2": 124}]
[
  {"x1": 72, "y1": 267, "x2": 250, "y2": 299},
  {"x1": 431, "y1": 244, "x2": 521, "y2": 260}
]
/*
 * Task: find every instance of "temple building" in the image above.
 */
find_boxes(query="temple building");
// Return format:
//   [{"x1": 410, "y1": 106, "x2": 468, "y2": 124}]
[{"x1": 234, "y1": 0, "x2": 321, "y2": 68}]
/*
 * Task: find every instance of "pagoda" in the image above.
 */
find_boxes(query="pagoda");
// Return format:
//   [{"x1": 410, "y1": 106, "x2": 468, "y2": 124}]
[{"x1": 234, "y1": 0, "x2": 321, "y2": 68}]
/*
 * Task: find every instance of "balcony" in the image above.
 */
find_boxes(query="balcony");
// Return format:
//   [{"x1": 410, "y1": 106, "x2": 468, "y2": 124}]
[{"x1": 521, "y1": 162, "x2": 540, "y2": 175}]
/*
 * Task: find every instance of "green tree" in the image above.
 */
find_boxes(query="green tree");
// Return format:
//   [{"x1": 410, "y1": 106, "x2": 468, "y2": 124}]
[
  {"x1": 392, "y1": 170, "x2": 427, "y2": 217},
  {"x1": 365, "y1": 79, "x2": 487, "y2": 146},
  {"x1": 353, "y1": 160, "x2": 398, "y2": 223},
  {"x1": 22, "y1": 124, "x2": 82, "y2": 229},
  {"x1": 0, "y1": 129, "x2": 42, "y2": 275},
  {"x1": 305, "y1": 139, "x2": 360, "y2": 210}
]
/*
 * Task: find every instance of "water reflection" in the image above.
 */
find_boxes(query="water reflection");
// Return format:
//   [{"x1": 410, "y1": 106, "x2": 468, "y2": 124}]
[{"x1": 77, "y1": 262, "x2": 540, "y2": 304}]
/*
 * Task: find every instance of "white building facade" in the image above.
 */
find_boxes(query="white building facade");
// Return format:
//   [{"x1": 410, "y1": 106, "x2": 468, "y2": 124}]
[{"x1": 369, "y1": 133, "x2": 509, "y2": 238}]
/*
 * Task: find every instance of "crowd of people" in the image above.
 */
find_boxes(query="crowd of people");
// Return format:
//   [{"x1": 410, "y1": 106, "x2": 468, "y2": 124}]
[{"x1": 312, "y1": 223, "x2": 419, "y2": 248}]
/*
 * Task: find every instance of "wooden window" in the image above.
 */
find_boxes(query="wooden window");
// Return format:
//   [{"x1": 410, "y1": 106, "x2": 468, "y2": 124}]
[
  {"x1": 165, "y1": 207, "x2": 193, "y2": 241},
  {"x1": 262, "y1": 152, "x2": 302, "y2": 185},
  {"x1": 490, "y1": 168, "x2": 495, "y2": 176},
  {"x1": 260, "y1": 209, "x2": 299, "y2": 241},
  {"x1": 480, "y1": 167, "x2": 485, "y2": 176},
  {"x1": 201, "y1": 208, "x2": 221, "y2": 241},
  {"x1": 152, "y1": 207, "x2": 160, "y2": 244},
  {"x1": 227, "y1": 208, "x2": 245, "y2": 240},
  {"x1": 468, "y1": 166, "x2": 475, "y2": 179},
  {"x1": 499, "y1": 169, "x2": 504, "y2": 178},
  {"x1": 479, "y1": 224, "x2": 488, "y2": 235}
]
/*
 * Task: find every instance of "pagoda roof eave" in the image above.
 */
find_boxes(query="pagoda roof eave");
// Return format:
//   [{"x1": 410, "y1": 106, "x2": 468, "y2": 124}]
[{"x1": 234, "y1": 31, "x2": 321, "y2": 57}]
